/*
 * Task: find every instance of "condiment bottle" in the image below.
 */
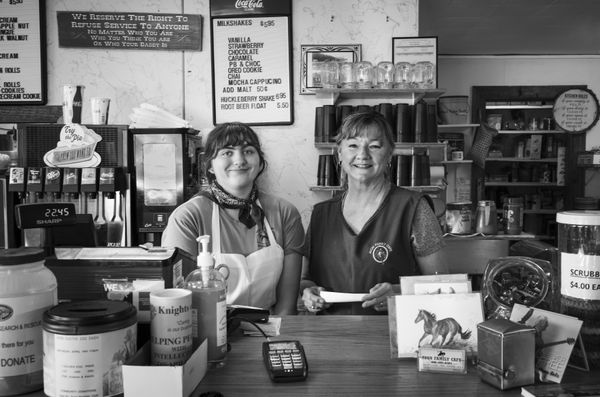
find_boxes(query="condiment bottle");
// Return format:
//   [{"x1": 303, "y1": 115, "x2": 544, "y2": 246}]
[
  {"x1": 184, "y1": 235, "x2": 228, "y2": 368},
  {"x1": 503, "y1": 196, "x2": 523, "y2": 235}
]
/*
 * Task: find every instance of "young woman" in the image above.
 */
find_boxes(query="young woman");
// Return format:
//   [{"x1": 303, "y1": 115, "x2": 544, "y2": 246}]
[
  {"x1": 301, "y1": 111, "x2": 449, "y2": 315},
  {"x1": 162, "y1": 122, "x2": 304, "y2": 315}
]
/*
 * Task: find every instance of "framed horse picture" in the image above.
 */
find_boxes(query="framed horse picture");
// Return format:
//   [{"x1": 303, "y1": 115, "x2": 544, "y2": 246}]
[{"x1": 388, "y1": 292, "x2": 484, "y2": 358}]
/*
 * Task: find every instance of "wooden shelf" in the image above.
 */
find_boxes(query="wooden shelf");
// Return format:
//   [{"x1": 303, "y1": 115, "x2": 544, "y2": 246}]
[
  {"x1": 314, "y1": 88, "x2": 445, "y2": 105},
  {"x1": 523, "y1": 209, "x2": 559, "y2": 215},
  {"x1": 437, "y1": 124, "x2": 479, "y2": 130},
  {"x1": 315, "y1": 142, "x2": 446, "y2": 151},
  {"x1": 484, "y1": 181, "x2": 561, "y2": 187},
  {"x1": 485, "y1": 157, "x2": 558, "y2": 163},
  {"x1": 441, "y1": 160, "x2": 473, "y2": 165},
  {"x1": 443, "y1": 232, "x2": 554, "y2": 241},
  {"x1": 497, "y1": 129, "x2": 564, "y2": 134},
  {"x1": 486, "y1": 104, "x2": 553, "y2": 110},
  {"x1": 309, "y1": 185, "x2": 445, "y2": 192}
]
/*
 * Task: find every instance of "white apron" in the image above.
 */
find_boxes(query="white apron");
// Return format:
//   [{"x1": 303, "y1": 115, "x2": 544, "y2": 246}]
[{"x1": 212, "y1": 202, "x2": 284, "y2": 309}]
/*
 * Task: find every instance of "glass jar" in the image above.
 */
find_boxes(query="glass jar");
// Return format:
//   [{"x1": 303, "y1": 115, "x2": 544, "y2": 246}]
[
  {"x1": 375, "y1": 61, "x2": 394, "y2": 89},
  {"x1": 412, "y1": 61, "x2": 435, "y2": 88},
  {"x1": 0, "y1": 248, "x2": 57, "y2": 396},
  {"x1": 339, "y1": 61, "x2": 356, "y2": 89},
  {"x1": 321, "y1": 61, "x2": 339, "y2": 89},
  {"x1": 355, "y1": 61, "x2": 374, "y2": 89},
  {"x1": 393, "y1": 62, "x2": 412, "y2": 89},
  {"x1": 503, "y1": 196, "x2": 523, "y2": 235},
  {"x1": 310, "y1": 61, "x2": 323, "y2": 88},
  {"x1": 475, "y1": 200, "x2": 498, "y2": 235}
]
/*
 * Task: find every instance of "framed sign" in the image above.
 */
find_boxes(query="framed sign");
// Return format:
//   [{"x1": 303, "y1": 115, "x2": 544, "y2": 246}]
[
  {"x1": 300, "y1": 44, "x2": 361, "y2": 95},
  {"x1": 392, "y1": 36, "x2": 438, "y2": 89},
  {"x1": 210, "y1": 0, "x2": 293, "y2": 126},
  {"x1": 553, "y1": 88, "x2": 599, "y2": 133},
  {"x1": 0, "y1": 0, "x2": 46, "y2": 105}
]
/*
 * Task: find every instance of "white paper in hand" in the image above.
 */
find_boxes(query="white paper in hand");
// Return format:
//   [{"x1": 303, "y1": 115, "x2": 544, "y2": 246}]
[{"x1": 320, "y1": 291, "x2": 366, "y2": 303}]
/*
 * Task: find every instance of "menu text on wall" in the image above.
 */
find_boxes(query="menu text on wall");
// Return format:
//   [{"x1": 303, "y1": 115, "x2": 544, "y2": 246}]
[
  {"x1": 0, "y1": 0, "x2": 46, "y2": 105},
  {"x1": 210, "y1": 0, "x2": 293, "y2": 125}
]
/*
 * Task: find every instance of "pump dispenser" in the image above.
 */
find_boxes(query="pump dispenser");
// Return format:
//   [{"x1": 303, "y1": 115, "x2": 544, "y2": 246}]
[{"x1": 184, "y1": 235, "x2": 228, "y2": 367}]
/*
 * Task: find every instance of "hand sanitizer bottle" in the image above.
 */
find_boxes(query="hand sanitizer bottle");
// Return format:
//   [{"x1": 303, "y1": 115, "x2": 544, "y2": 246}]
[{"x1": 184, "y1": 235, "x2": 227, "y2": 368}]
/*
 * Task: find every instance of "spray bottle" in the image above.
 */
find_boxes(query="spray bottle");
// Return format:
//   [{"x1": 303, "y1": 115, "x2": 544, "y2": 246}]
[{"x1": 183, "y1": 235, "x2": 228, "y2": 367}]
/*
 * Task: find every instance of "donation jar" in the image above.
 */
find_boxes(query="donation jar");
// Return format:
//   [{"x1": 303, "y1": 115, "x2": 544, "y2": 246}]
[
  {"x1": 42, "y1": 300, "x2": 137, "y2": 397},
  {"x1": 557, "y1": 210, "x2": 600, "y2": 367},
  {"x1": 0, "y1": 248, "x2": 57, "y2": 396}
]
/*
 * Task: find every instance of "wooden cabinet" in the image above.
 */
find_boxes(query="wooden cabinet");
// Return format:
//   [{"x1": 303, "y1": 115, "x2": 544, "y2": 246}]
[{"x1": 471, "y1": 85, "x2": 586, "y2": 240}]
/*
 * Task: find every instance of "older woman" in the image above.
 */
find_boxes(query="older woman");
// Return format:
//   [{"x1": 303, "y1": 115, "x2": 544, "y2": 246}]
[
  {"x1": 162, "y1": 122, "x2": 304, "y2": 315},
  {"x1": 301, "y1": 111, "x2": 448, "y2": 315}
]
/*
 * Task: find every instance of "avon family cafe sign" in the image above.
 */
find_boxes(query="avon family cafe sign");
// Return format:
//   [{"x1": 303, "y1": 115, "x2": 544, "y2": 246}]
[
  {"x1": 57, "y1": 11, "x2": 202, "y2": 51},
  {"x1": 210, "y1": 0, "x2": 293, "y2": 125}
]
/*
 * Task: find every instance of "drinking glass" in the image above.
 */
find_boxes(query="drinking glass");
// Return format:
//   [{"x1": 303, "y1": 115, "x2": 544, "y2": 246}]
[
  {"x1": 393, "y1": 62, "x2": 413, "y2": 89},
  {"x1": 355, "y1": 61, "x2": 374, "y2": 89},
  {"x1": 376, "y1": 61, "x2": 395, "y2": 89},
  {"x1": 339, "y1": 62, "x2": 357, "y2": 89}
]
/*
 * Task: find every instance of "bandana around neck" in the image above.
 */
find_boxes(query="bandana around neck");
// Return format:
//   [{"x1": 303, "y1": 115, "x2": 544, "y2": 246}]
[{"x1": 202, "y1": 181, "x2": 270, "y2": 248}]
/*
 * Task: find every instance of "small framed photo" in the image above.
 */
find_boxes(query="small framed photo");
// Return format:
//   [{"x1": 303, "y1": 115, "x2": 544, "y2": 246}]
[
  {"x1": 300, "y1": 44, "x2": 361, "y2": 95},
  {"x1": 392, "y1": 36, "x2": 438, "y2": 88}
]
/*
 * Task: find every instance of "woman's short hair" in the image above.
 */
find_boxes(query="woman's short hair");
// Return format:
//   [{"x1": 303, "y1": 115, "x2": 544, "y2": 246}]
[
  {"x1": 203, "y1": 122, "x2": 266, "y2": 182},
  {"x1": 335, "y1": 111, "x2": 395, "y2": 149}
]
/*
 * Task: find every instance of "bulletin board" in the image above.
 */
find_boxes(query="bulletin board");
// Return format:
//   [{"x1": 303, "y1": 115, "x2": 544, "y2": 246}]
[{"x1": 210, "y1": 0, "x2": 293, "y2": 126}]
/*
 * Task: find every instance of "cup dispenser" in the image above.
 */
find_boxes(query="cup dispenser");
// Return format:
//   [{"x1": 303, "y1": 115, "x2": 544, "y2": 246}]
[{"x1": 128, "y1": 128, "x2": 199, "y2": 247}]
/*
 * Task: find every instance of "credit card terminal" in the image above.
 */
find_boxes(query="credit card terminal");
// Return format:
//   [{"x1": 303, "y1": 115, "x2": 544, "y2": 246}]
[{"x1": 262, "y1": 340, "x2": 308, "y2": 382}]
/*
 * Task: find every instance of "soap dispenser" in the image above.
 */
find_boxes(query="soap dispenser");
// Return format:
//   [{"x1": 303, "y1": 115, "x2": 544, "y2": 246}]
[{"x1": 184, "y1": 235, "x2": 228, "y2": 368}]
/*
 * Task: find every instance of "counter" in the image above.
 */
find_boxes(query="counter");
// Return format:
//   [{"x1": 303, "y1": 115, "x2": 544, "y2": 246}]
[
  {"x1": 22, "y1": 315, "x2": 598, "y2": 396},
  {"x1": 193, "y1": 315, "x2": 597, "y2": 396}
]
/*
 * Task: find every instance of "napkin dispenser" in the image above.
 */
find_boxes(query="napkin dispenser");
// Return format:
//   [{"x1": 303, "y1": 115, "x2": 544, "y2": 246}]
[{"x1": 477, "y1": 318, "x2": 535, "y2": 390}]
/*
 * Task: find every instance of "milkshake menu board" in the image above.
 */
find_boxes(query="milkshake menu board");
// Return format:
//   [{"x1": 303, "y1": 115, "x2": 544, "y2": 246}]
[
  {"x1": 211, "y1": 16, "x2": 293, "y2": 125},
  {"x1": 0, "y1": 0, "x2": 46, "y2": 104}
]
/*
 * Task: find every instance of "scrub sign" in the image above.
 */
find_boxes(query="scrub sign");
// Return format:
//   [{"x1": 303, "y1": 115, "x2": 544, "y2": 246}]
[{"x1": 211, "y1": 0, "x2": 293, "y2": 125}]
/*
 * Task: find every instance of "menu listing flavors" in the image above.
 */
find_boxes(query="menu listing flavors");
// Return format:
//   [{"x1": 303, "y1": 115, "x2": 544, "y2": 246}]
[
  {"x1": 212, "y1": 16, "x2": 292, "y2": 125},
  {"x1": 0, "y1": 0, "x2": 45, "y2": 104}
]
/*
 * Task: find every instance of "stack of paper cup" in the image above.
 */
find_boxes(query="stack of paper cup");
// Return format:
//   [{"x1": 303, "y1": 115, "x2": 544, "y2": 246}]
[
  {"x1": 91, "y1": 97, "x2": 111, "y2": 124},
  {"x1": 149, "y1": 288, "x2": 193, "y2": 366}
]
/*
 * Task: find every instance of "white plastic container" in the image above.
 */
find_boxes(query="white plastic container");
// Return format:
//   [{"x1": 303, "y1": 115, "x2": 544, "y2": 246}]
[
  {"x1": 0, "y1": 248, "x2": 57, "y2": 396},
  {"x1": 42, "y1": 300, "x2": 137, "y2": 397}
]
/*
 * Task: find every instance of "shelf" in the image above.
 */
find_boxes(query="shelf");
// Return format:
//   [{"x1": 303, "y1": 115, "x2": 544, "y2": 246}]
[
  {"x1": 485, "y1": 104, "x2": 553, "y2": 110},
  {"x1": 497, "y1": 129, "x2": 564, "y2": 135},
  {"x1": 437, "y1": 124, "x2": 479, "y2": 130},
  {"x1": 314, "y1": 88, "x2": 445, "y2": 105},
  {"x1": 523, "y1": 209, "x2": 559, "y2": 215},
  {"x1": 443, "y1": 232, "x2": 554, "y2": 241},
  {"x1": 485, "y1": 157, "x2": 557, "y2": 163},
  {"x1": 315, "y1": 142, "x2": 447, "y2": 151},
  {"x1": 484, "y1": 182, "x2": 562, "y2": 187},
  {"x1": 309, "y1": 185, "x2": 445, "y2": 192},
  {"x1": 441, "y1": 160, "x2": 473, "y2": 165}
]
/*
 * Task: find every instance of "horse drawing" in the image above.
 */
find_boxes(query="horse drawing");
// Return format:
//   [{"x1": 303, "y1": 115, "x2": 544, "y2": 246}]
[{"x1": 414, "y1": 309, "x2": 472, "y2": 347}]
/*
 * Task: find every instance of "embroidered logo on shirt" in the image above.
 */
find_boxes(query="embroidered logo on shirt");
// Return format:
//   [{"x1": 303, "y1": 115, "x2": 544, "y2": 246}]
[{"x1": 369, "y1": 242, "x2": 392, "y2": 264}]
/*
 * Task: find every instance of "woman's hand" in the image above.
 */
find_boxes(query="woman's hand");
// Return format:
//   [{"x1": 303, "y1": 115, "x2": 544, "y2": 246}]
[
  {"x1": 301, "y1": 286, "x2": 330, "y2": 313},
  {"x1": 361, "y1": 282, "x2": 394, "y2": 311}
]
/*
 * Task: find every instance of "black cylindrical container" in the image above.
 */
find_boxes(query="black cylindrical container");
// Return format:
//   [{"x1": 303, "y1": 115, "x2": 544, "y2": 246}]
[
  {"x1": 42, "y1": 301, "x2": 137, "y2": 397},
  {"x1": 395, "y1": 103, "x2": 412, "y2": 142}
]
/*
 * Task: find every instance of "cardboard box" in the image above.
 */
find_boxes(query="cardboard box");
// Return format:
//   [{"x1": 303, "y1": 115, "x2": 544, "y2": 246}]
[{"x1": 123, "y1": 340, "x2": 207, "y2": 397}]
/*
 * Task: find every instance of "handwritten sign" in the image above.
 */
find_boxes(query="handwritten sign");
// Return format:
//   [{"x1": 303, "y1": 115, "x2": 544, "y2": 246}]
[
  {"x1": 0, "y1": 0, "x2": 46, "y2": 105},
  {"x1": 57, "y1": 12, "x2": 202, "y2": 51},
  {"x1": 553, "y1": 88, "x2": 599, "y2": 133},
  {"x1": 211, "y1": 16, "x2": 293, "y2": 125}
]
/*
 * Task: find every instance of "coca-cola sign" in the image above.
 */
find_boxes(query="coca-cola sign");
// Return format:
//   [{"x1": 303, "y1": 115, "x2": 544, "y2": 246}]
[{"x1": 235, "y1": 0, "x2": 264, "y2": 10}]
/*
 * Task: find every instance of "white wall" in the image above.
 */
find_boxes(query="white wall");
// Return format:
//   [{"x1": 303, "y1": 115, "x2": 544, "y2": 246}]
[
  {"x1": 45, "y1": 0, "x2": 419, "y2": 226},
  {"x1": 438, "y1": 55, "x2": 600, "y2": 198}
]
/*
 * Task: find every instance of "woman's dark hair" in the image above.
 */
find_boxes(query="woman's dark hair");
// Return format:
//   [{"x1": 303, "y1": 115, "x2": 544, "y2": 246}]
[
  {"x1": 335, "y1": 111, "x2": 395, "y2": 149},
  {"x1": 203, "y1": 122, "x2": 266, "y2": 182}
]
